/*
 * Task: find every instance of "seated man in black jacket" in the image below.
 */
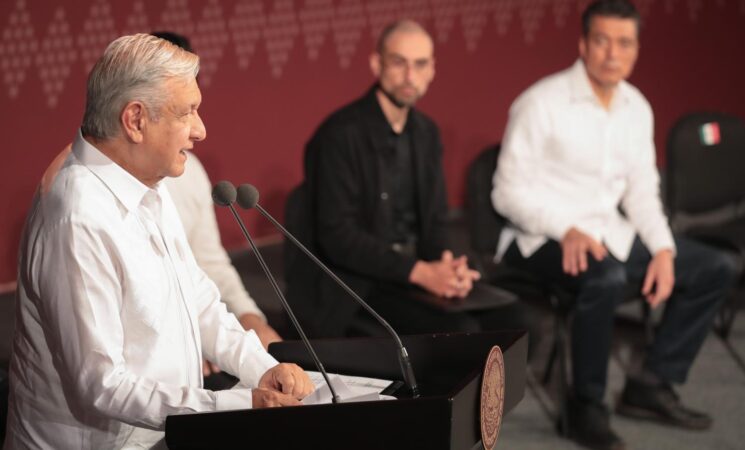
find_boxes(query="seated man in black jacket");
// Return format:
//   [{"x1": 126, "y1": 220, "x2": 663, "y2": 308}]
[{"x1": 290, "y1": 20, "x2": 516, "y2": 338}]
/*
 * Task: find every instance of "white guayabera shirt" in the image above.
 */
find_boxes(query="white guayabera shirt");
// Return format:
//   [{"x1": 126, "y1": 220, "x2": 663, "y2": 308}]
[
  {"x1": 492, "y1": 59, "x2": 675, "y2": 262},
  {"x1": 5, "y1": 131, "x2": 278, "y2": 449}
]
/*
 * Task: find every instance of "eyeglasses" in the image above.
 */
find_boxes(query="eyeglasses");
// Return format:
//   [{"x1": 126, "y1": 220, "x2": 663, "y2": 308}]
[{"x1": 381, "y1": 53, "x2": 433, "y2": 73}]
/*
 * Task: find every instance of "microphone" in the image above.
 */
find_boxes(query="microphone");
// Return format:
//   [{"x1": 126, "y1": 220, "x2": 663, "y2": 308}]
[
  {"x1": 236, "y1": 183, "x2": 420, "y2": 398},
  {"x1": 211, "y1": 180, "x2": 237, "y2": 206},
  {"x1": 211, "y1": 181, "x2": 340, "y2": 403}
]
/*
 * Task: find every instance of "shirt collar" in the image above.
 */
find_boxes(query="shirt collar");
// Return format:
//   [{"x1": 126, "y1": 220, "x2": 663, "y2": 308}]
[
  {"x1": 71, "y1": 129, "x2": 159, "y2": 214},
  {"x1": 569, "y1": 59, "x2": 632, "y2": 107}
]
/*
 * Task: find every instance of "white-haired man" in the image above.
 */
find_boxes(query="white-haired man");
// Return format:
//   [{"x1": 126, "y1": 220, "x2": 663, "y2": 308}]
[{"x1": 4, "y1": 34, "x2": 312, "y2": 449}]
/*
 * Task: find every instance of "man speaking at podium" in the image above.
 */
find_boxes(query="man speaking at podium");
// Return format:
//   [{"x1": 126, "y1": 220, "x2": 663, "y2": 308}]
[{"x1": 4, "y1": 34, "x2": 312, "y2": 449}]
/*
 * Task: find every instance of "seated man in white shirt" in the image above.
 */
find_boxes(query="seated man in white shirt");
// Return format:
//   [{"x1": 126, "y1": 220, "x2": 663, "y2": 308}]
[
  {"x1": 492, "y1": 1, "x2": 735, "y2": 449},
  {"x1": 4, "y1": 34, "x2": 312, "y2": 450}
]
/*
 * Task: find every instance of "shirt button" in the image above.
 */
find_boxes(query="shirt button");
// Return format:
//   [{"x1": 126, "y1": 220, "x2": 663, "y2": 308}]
[{"x1": 381, "y1": 192, "x2": 389, "y2": 200}]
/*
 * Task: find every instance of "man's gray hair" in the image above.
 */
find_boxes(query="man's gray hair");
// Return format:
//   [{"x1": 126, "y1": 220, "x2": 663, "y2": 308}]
[{"x1": 81, "y1": 33, "x2": 199, "y2": 140}]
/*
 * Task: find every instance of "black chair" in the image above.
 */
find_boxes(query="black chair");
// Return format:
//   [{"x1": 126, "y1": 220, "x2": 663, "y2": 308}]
[
  {"x1": 465, "y1": 144, "x2": 652, "y2": 434},
  {"x1": 283, "y1": 182, "x2": 322, "y2": 339},
  {"x1": 1, "y1": 367, "x2": 8, "y2": 443},
  {"x1": 665, "y1": 111, "x2": 745, "y2": 339},
  {"x1": 465, "y1": 144, "x2": 576, "y2": 431},
  {"x1": 283, "y1": 182, "x2": 388, "y2": 338}
]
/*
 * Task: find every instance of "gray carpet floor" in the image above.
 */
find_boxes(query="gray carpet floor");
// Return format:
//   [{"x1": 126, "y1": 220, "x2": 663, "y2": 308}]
[{"x1": 497, "y1": 309, "x2": 745, "y2": 450}]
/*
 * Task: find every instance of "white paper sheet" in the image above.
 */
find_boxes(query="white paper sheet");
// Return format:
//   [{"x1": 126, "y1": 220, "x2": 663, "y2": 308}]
[{"x1": 302, "y1": 372, "x2": 398, "y2": 405}]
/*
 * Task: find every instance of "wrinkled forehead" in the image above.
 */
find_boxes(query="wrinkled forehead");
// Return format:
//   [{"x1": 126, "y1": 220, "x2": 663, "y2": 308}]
[
  {"x1": 380, "y1": 30, "x2": 434, "y2": 59},
  {"x1": 161, "y1": 76, "x2": 202, "y2": 109}
]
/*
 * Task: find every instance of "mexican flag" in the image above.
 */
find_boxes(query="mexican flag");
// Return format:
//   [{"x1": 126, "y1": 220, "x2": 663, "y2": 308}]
[{"x1": 699, "y1": 122, "x2": 721, "y2": 146}]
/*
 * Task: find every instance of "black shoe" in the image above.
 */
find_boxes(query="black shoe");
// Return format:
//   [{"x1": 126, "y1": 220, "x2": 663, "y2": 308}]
[
  {"x1": 616, "y1": 377, "x2": 712, "y2": 430},
  {"x1": 559, "y1": 397, "x2": 626, "y2": 450}
]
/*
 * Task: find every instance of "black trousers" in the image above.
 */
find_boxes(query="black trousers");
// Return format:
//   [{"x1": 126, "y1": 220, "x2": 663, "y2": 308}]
[{"x1": 503, "y1": 236, "x2": 735, "y2": 403}]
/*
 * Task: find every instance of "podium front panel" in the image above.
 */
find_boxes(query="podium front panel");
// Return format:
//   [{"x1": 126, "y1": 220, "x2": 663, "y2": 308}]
[{"x1": 166, "y1": 331, "x2": 527, "y2": 450}]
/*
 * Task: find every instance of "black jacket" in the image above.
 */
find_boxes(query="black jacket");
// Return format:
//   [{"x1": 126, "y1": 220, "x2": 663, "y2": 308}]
[{"x1": 287, "y1": 86, "x2": 450, "y2": 336}]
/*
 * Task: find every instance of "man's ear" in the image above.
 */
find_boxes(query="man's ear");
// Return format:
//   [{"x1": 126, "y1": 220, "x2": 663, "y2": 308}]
[
  {"x1": 369, "y1": 52, "x2": 382, "y2": 78},
  {"x1": 121, "y1": 101, "x2": 147, "y2": 144},
  {"x1": 578, "y1": 36, "x2": 587, "y2": 60}
]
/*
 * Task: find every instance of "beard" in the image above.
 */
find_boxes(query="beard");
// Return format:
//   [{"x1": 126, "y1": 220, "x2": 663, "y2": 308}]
[{"x1": 378, "y1": 83, "x2": 420, "y2": 109}]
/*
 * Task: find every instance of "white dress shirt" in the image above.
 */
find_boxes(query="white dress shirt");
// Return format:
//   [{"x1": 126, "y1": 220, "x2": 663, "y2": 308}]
[
  {"x1": 5, "y1": 132, "x2": 278, "y2": 449},
  {"x1": 166, "y1": 152, "x2": 266, "y2": 322},
  {"x1": 492, "y1": 59, "x2": 675, "y2": 262}
]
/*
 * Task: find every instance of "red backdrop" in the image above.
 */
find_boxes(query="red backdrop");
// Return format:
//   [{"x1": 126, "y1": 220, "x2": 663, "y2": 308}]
[{"x1": 1, "y1": 0, "x2": 744, "y2": 287}]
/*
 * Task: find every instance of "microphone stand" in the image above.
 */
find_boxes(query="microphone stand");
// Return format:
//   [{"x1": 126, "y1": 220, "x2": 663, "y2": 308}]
[
  {"x1": 251, "y1": 201, "x2": 419, "y2": 398},
  {"x1": 226, "y1": 203, "x2": 340, "y2": 403}
]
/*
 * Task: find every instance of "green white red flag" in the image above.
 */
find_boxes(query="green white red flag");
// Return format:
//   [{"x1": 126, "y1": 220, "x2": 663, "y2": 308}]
[{"x1": 699, "y1": 122, "x2": 721, "y2": 146}]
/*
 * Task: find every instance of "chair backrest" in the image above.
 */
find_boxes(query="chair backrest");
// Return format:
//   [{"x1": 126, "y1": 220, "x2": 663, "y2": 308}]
[
  {"x1": 465, "y1": 144, "x2": 506, "y2": 256},
  {"x1": 0, "y1": 367, "x2": 7, "y2": 443},
  {"x1": 464, "y1": 144, "x2": 558, "y2": 301},
  {"x1": 282, "y1": 182, "x2": 325, "y2": 336},
  {"x1": 283, "y1": 182, "x2": 314, "y2": 285},
  {"x1": 666, "y1": 112, "x2": 745, "y2": 217}
]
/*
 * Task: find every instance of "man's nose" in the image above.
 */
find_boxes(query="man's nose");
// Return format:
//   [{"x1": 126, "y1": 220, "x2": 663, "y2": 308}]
[
  {"x1": 403, "y1": 63, "x2": 416, "y2": 83},
  {"x1": 607, "y1": 42, "x2": 621, "y2": 60},
  {"x1": 191, "y1": 112, "x2": 206, "y2": 141}
]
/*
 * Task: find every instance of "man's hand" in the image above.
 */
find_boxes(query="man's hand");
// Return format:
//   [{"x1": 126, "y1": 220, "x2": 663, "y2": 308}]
[
  {"x1": 450, "y1": 252, "x2": 481, "y2": 296},
  {"x1": 409, "y1": 250, "x2": 480, "y2": 298},
  {"x1": 252, "y1": 388, "x2": 302, "y2": 408},
  {"x1": 642, "y1": 249, "x2": 675, "y2": 308},
  {"x1": 560, "y1": 227, "x2": 607, "y2": 276},
  {"x1": 202, "y1": 359, "x2": 221, "y2": 377},
  {"x1": 258, "y1": 363, "x2": 314, "y2": 399},
  {"x1": 239, "y1": 313, "x2": 282, "y2": 350}
]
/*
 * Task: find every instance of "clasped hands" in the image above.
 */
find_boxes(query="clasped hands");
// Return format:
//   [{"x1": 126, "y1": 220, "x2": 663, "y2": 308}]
[
  {"x1": 252, "y1": 362, "x2": 315, "y2": 408},
  {"x1": 409, "y1": 250, "x2": 481, "y2": 298},
  {"x1": 561, "y1": 227, "x2": 674, "y2": 308},
  {"x1": 203, "y1": 314, "x2": 314, "y2": 408},
  {"x1": 204, "y1": 359, "x2": 313, "y2": 409}
]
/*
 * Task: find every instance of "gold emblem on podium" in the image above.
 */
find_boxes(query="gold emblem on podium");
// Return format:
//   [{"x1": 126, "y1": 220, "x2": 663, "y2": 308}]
[{"x1": 480, "y1": 345, "x2": 505, "y2": 450}]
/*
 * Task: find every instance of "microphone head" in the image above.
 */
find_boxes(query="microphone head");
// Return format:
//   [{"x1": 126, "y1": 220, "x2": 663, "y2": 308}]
[
  {"x1": 212, "y1": 180, "x2": 237, "y2": 206},
  {"x1": 236, "y1": 184, "x2": 260, "y2": 209}
]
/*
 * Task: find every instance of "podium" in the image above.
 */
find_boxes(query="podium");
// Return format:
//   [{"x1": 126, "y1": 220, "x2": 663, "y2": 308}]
[{"x1": 165, "y1": 330, "x2": 527, "y2": 449}]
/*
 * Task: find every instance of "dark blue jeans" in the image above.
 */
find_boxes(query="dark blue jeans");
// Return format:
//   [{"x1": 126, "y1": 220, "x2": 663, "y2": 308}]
[{"x1": 504, "y1": 236, "x2": 736, "y2": 402}]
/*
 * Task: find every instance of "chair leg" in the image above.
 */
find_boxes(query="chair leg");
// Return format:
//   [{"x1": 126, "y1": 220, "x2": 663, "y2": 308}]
[
  {"x1": 542, "y1": 335, "x2": 558, "y2": 385},
  {"x1": 543, "y1": 291, "x2": 572, "y2": 435},
  {"x1": 556, "y1": 312, "x2": 570, "y2": 437},
  {"x1": 543, "y1": 293, "x2": 564, "y2": 385},
  {"x1": 641, "y1": 301, "x2": 654, "y2": 345},
  {"x1": 716, "y1": 292, "x2": 740, "y2": 340}
]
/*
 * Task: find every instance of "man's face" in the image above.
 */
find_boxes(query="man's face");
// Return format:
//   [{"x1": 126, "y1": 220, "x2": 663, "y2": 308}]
[
  {"x1": 372, "y1": 30, "x2": 435, "y2": 107},
  {"x1": 579, "y1": 15, "x2": 639, "y2": 90},
  {"x1": 141, "y1": 77, "x2": 206, "y2": 183}
]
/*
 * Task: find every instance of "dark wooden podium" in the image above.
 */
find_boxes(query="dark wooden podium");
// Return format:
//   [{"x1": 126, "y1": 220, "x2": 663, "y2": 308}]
[{"x1": 165, "y1": 330, "x2": 526, "y2": 450}]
